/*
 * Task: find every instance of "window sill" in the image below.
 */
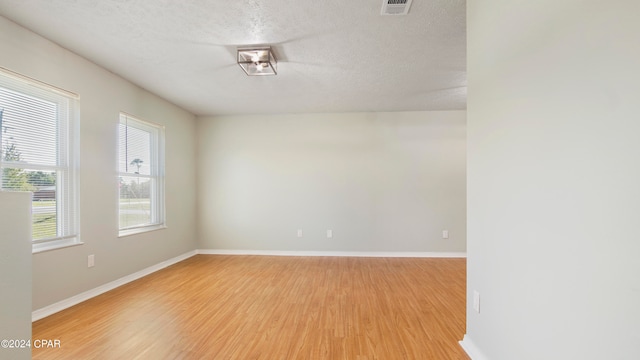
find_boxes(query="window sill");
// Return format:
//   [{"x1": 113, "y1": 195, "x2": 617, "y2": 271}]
[
  {"x1": 118, "y1": 224, "x2": 167, "y2": 238},
  {"x1": 32, "y1": 239, "x2": 84, "y2": 254}
]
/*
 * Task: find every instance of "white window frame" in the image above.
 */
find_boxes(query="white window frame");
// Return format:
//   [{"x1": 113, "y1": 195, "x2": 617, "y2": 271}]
[
  {"x1": 118, "y1": 113, "x2": 165, "y2": 236},
  {"x1": 0, "y1": 67, "x2": 81, "y2": 253}
]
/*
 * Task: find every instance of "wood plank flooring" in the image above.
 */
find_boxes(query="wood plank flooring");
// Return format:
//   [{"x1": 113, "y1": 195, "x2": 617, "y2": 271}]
[{"x1": 33, "y1": 255, "x2": 468, "y2": 360}]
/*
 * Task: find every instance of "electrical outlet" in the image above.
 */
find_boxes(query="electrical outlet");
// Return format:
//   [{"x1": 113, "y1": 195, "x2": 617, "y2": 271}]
[
  {"x1": 297, "y1": 229, "x2": 303, "y2": 238},
  {"x1": 88, "y1": 254, "x2": 95, "y2": 268},
  {"x1": 473, "y1": 290, "x2": 480, "y2": 313},
  {"x1": 442, "y1": 230, "x2": 449, "y2": 239},
  {"x1": 327, "y1": 229, "x2": 333, "y2": 238}
]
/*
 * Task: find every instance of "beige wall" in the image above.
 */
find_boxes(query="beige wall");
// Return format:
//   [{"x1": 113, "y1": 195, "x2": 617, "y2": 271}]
[
  {"x1": 465, "y1": 1, "x2": 640, "y2": 359},
  {"x1": 0, "y1": 16, "x2": 198, "y2": 310},
  {"x1": 197, "y1": 111, "x2": 466, "y2": 253}
]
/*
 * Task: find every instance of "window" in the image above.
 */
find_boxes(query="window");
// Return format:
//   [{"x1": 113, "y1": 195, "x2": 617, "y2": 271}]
[
  {"x1": 118, "y1": 113, "x2": 165, "y2": 235},
  {"x1": 0, "y1": 68, "x2": 80, "y2": 252}
]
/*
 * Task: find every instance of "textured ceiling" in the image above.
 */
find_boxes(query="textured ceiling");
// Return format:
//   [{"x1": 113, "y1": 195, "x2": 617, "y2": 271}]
[{"x1": 0, "y1": 0, "x2": 466, "y2": 116}]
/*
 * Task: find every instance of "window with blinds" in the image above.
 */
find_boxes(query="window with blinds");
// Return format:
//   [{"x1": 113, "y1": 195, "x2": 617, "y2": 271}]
[
  {"x1": 118, "y1": 113, "x2": 165, "y2": 235},
  {"x1": 0, "y1": 67, "x2": 80, "y2": 252}
]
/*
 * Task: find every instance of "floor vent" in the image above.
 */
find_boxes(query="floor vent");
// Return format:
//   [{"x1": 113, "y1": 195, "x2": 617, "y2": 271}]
[{"x1": 381, "y1": 0, "x2": 413, "y2": 15}]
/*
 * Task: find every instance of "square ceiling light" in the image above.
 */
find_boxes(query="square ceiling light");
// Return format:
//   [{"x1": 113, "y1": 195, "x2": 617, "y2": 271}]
[{"x1": 237, "y1": 47, "x2": 277, "y2": 76}]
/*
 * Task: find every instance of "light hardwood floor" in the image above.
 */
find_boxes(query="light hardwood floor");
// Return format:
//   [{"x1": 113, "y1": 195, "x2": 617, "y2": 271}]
[{"x1": 33, "y1": 255, "x2": 468, "y2": 360}]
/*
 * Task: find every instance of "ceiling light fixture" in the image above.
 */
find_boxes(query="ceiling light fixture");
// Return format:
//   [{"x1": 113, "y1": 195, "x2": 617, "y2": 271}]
[{"x1": 237, "y1": 46, "x2": 277, "y2": 76}]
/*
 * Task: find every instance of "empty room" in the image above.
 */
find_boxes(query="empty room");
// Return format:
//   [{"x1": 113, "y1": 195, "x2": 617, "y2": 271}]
[{"x1": 1, "y1": 1, "x2": 639, "y2": 360}]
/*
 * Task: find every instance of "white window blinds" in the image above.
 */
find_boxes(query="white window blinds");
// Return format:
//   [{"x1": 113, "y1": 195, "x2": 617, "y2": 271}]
[{"x1": 0, "y1": 67, "x2": 80, "y2": 252}]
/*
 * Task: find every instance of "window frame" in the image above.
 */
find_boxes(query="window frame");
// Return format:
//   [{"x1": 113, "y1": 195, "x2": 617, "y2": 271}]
[
  {"x1": 117, "y1": 113, "x2": 165, "y2": 237},
  {"x1": 0, "y1": 67, "x2": 81, "y2": 253}
]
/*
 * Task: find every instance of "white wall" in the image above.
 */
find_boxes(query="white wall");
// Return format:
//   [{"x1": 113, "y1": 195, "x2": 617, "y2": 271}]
[
  {"x1": 0, "y1": 16, "x2": 198, "y2": 310},
  {"x1": 464, "y1": 1, "x2": 640, "y2": 359},
  {"x1": 0, "y1": 192, "x2": 31, "y2": 360},
  {"x1": 197, "y1": 111, "x2": 466, "y2": 253}
]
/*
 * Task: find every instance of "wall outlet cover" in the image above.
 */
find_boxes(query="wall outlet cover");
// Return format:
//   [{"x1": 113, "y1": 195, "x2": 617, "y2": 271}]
[{"x1": 473, "y1": 290, "x2": 480, "y2": 313}]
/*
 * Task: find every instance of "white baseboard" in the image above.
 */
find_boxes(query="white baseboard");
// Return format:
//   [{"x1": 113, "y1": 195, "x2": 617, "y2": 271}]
[
  {"x1": 459, "y1": 334, "x2": 489, "y2": 360},
  {"x1": 32, "y1": 250, "x2": 198, "y2": 322},
  {"x1": 198, "y1": 249, "x2": 466, "y2": 258}
]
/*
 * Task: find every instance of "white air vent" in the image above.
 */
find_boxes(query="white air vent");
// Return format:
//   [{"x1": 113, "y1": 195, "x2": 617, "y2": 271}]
[{"x1": 381, "y1": 0, "x2": 413, "y2": 15}]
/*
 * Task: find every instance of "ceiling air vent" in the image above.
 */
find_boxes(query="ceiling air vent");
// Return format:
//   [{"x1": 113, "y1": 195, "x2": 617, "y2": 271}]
[{"x1": 381, "y1": 0, "x2": 413, "y2": 15}]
